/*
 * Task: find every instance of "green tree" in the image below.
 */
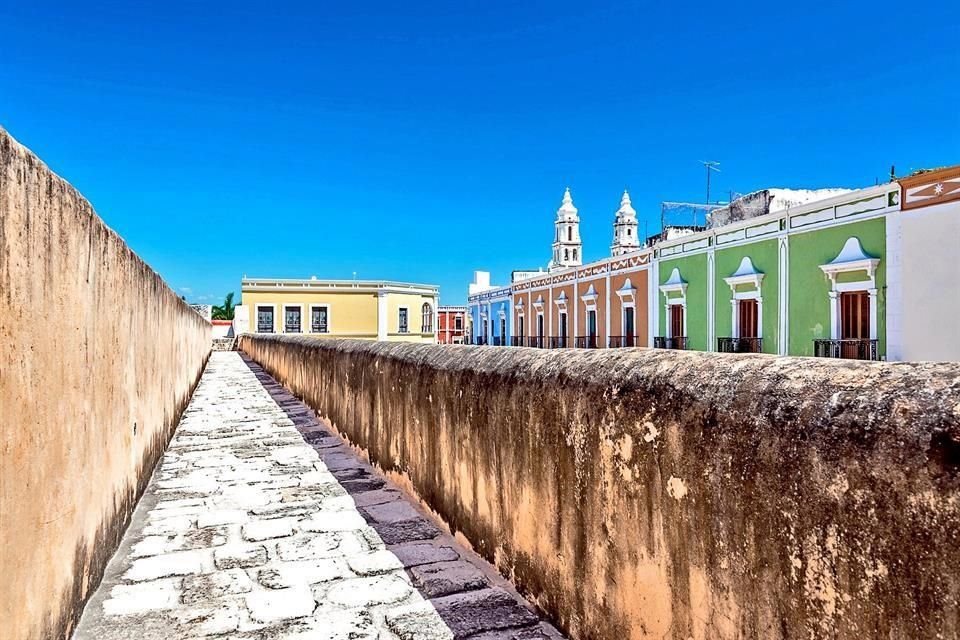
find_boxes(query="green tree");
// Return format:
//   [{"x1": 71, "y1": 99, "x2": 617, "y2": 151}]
[{"x1": 212, "y1": 292, "x2": 236, "y2": 320}]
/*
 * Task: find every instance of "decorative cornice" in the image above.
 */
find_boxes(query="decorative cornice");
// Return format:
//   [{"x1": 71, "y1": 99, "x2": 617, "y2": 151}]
[
  {"x1": 899, "y1": 165, "x2": 960, "y2": 211},
  {"x1": 659, "y1": 267, "x2": 688, "y2": 297},
  {"x1": 724, "y1": 256, "x2": 765, "y2": 290},
  {"x1": 819, "y1": 237, "x2": 880, "y2": 282}
]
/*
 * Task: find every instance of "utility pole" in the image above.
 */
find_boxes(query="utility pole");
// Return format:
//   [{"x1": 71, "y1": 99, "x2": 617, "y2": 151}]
[{"x1": 700, "y1": 160, "x2": 721, "y2": 205}]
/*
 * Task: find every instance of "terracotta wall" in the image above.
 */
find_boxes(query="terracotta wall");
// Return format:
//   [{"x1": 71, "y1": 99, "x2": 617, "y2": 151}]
[
  {"x1": 0, "y1": 128, "x2": 211, "y2": 640},
  {"x1": 241, "y1": 334, "x2": 960, "y2": 640}
]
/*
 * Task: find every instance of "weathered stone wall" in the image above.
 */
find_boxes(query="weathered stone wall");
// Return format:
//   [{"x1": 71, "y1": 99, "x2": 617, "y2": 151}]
[
  {"x1": 0, "y1": 128, "x2": 211, "y2": 640},
  {"x1": 240, "y1": 334, "x2": 960, "y2": 640}
]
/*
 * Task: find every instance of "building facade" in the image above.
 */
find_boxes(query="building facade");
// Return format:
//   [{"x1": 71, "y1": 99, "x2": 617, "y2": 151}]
[
  {"x1": 239, "y1": 278, "x2": 439, "y2": 343},
  {"x1": 437, "y1": 306, "x2": 468, "y2": 344},
  {"x1": 890, "y1": 165, "x2": 960, "y2": 361},
  {"x1": 653, "y1": 184, "x2": 897, "y2": 358},
  {"x1": 467, "y1": 170, "x2": 960, "y2": 361}
]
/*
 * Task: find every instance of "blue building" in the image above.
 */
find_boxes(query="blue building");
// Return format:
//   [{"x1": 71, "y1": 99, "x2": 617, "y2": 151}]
[{"x1": 467, "y1": 271, "x2": 512, "y2": 345}]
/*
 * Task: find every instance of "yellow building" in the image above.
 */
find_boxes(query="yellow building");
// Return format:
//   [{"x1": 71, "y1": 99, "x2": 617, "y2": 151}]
[{"x1": 238, "y1": 277, "x2": 439, "y2": 343}]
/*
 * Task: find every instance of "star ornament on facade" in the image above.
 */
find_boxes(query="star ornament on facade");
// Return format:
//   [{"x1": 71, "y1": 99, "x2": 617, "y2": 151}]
[{"x1": 934, "y1": 182, "x2": 944, "y2": 195}]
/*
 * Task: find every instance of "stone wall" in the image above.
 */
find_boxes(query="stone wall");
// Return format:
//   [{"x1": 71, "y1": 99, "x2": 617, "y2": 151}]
[
  {"x1": 240, "y1": 334, "x2": 960, "y2": 640},
  {"x1": 0, "y1": 128, "x2": 211, "y2": 640}
]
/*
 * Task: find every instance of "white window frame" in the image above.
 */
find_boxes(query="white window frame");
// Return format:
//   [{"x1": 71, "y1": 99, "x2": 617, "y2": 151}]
[
  {"x1": 819, "y1": 237, "x2": 880, "y2": 341},
  {"x1": 421, "y1": 302, "x2": 434, "y2": 334},
  {"x1": 283, "y1": 304, "x2": 303, "y2": 334},
  {"x1": 659, "y1": 268, "x2": 688, "y2": 338},
  {"x1": 616, "y1": 278, "x2": 637, "y2": 338},
  {"x1": 256, "y1": 304, "x2": 277, "y2": 334},
  {"x1": 309, "y1": 304, "x2": 330, "y2": 334},
  {"x1": 723, "y1": 257, "x2": 765, "y2": 339}
]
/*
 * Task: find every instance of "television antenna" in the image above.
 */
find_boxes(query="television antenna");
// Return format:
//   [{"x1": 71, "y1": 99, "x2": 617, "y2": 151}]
[{"x1": 699, "y1": 161, "x2": 721, "y2": 204}]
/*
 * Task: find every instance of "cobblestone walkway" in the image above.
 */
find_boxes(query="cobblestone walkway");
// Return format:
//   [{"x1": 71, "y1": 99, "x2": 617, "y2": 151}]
[{"x1": 75, "y1": 352, "x2": 562, "y2": 640}]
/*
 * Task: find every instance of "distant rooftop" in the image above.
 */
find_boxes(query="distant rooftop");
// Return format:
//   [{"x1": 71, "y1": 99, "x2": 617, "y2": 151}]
[{"x1": 241, "y1": 277, "x2": 439, "y2": 294}]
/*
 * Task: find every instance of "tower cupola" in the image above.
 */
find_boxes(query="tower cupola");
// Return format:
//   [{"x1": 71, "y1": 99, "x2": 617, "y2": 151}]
[
  {"x1": 610, "y1": 190, "x2": 640, "y2": 256},
  {"x1": 550, "y1": 188, "x2": 583, "y2": 271}
]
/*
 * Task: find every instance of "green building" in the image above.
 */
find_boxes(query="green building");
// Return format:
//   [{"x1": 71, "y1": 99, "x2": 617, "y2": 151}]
[{"x1": 652, "y1": 185, "x2": 899, "y2": 359}]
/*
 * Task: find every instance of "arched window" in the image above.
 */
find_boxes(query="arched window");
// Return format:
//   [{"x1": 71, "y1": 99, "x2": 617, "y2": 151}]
[
  {"x1": 421, "y1": 302, "x2": 434, "y2": 333},
  {"x1": 627, "y1": 228, "x2": 632, "y2": 236},
  {"x1": 573, "y1": 248, "x2": 578, "y2": 261},
  {"x1": 567, "y1": 227, "x2": 572, "y2": 241},
  {"x1": 564, "y1": 248, "x2": 569, "y2": 261}
]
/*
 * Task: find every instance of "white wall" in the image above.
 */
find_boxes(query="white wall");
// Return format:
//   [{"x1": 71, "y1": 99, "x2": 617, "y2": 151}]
[
  {"x1": 898, "y1": 201, "x2": 960, "y2": 361},
  {"x1": 233, "y1": 305, "x2": 250, "y2": 334}
]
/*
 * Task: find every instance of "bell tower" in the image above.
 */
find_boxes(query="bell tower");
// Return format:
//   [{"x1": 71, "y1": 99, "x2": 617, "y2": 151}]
[
  {"x1": 550, "y1": 188, "x2": 582, "y2": 271},
  {"x1": 610, "y1": 190, "x2": 640, "y2": 256}
]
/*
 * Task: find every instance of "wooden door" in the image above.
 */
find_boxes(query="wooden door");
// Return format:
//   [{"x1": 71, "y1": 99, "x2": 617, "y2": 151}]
[
  {"x1": 840, "y1": 291, "x2": 870, "y2": 358},
  {"x1": 738, "y1": 299, "x2": 758, "y2": 338},
  {"x1": 670, "y1": 305, "x2": 684, "y2": 338}
]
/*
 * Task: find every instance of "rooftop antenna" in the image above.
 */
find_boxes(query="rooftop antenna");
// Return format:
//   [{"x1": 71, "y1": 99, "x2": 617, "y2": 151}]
[{"x1": 700, "y1": 160, "x2": 721, "y2": 206}]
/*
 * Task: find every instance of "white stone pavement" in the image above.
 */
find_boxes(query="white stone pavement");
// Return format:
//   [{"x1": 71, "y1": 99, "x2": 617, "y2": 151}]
[{"x1": 74, "y1": 352, "x2": 456, "y2": 639}]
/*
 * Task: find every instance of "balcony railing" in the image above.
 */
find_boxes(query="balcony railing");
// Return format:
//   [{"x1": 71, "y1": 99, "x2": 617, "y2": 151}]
[
  {"x1": 527, "y1": 336, "x2": 546, "y2": 348},
  {"x1": 717, "y1": 337, "x2": 763, "y2": 353},
  {"x1": 814, "y1": 339, "x2": 879, "y2": 361},
  {"x1": 549, "y1": 336, "x2": 570, "y2": 349},
  {"x1": 311, "y1": 323, "x2": 328, "y2": 334},
  {"x1": 473, "y1": 336, "x2": 488, "y2": 346},
  {"x1": 609, "y1": 335, "x2": 637, "y2": 348},
  {"x1": 511, "y1": 336, "x2": 525, "y2": 347},
  {"x1": 653, "y1": 336, "x2": 687, "y2": 350},
  {"x1": 575, "y1": 335, "x2": 600, "y2": 349},
  {"x1": 492, "y1": 336, "x2": 505, "y2": 346}
]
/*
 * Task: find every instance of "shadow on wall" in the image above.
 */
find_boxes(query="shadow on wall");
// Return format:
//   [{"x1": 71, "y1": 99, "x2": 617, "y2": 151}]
[
  {"x1": 240, "y1": 334, "x2": 960, "y2": 640},
  {"x1": 0, "y1": 127, "x2": 211, "y2": 640}
]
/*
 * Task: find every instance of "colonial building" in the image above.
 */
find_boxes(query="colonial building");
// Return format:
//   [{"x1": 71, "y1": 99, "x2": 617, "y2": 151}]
[
  {"x1": 437, "y1": 306, "x2": 468, "y2": 344},
  {"x1": 239, "y1": 277, "x2": 439, "y2": 343},
  {"x1": 467, "y1": 271, "x2": 511, "y2": 345},
  {"x1": 890, "y1": 165, "x2": 960, "y2": 361},
  {"x1": 467, "y1": 167, "x2": 960, "y2": 361}
]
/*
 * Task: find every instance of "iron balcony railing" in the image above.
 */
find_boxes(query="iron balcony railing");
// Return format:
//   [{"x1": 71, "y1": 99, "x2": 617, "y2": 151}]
[
  {"x1": 575, "y1": 335, "x2": 600, "y2": 349},
  {"x1": 549, "y1": 336, "x2": 570, "y2": 349},
  {"x1": 717, "y1": 337, "x2": 763, "y2": 353},
  {"x1": 653, "y1": 336, "x2": 688, "y2": 350},
  {"x1": 608, "y1": 335, "x2": 637, "y2": 348},
  {"x1": 511, "y1": 336, "x2": 525, "y2": 347},
  {"x1": 527, "y1": 336, "x2": 546, "y2": 348},
  {"x1": 492, "y1": 336, "x2": 505, "y2": 346},
  {"x1": 311, "y1": 323, "x2": 328, "y2": 333},
  {"x1": 473, "y1": 336, "x2": 488, "y2": 346},
  {"x1": 814, "y1": 339, "x2": 879, "y2": 361}
]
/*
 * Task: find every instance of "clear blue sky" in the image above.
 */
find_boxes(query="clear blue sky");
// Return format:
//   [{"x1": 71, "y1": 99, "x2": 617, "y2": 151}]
[{"x1": 2, "y1": 2, "x2": 957, "y2": 305}]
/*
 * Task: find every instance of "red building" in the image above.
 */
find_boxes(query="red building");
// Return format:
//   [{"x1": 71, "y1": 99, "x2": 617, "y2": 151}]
[{"x1": 437, "y1": 306, "x2": 468, "y2": 344}]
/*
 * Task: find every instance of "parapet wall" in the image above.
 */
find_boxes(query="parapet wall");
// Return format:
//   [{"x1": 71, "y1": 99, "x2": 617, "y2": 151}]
[
  {"x1": 0, "y1": 128, "x2": 211, "y2": 640},
  {"x1": 240, "y1": 334, "x2": 960, "y2": 640}
]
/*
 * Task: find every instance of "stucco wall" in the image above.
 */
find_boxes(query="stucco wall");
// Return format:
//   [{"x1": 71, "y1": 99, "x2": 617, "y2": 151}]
[
  {"x1": 714, "y1": 239, "x2": 779, "y2": 353},
  {"x1": 787, "y1": 217, "x2": 886, "y2": 357},
  {"x1": 0, "y1": 128, "x2": 211, "y2": 640},
  {"x1": 241, "y1": 335, "x2": 960, "y2": 640},
  {"x1": 898, "y1": 201, "x2": 960, "y2": 361},
  {"x1": 659, "y1": 253, "x2": 708, "y2": 349}
]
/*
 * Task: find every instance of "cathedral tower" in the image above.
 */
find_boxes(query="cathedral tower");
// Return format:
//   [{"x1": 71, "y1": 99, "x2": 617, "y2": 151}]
[
  {"x1": 550, "y1": 188, "x2": 582, "y2": 271},
  {"x1": 610, "y1": 190, "x2": 640, "y2": 256}
]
